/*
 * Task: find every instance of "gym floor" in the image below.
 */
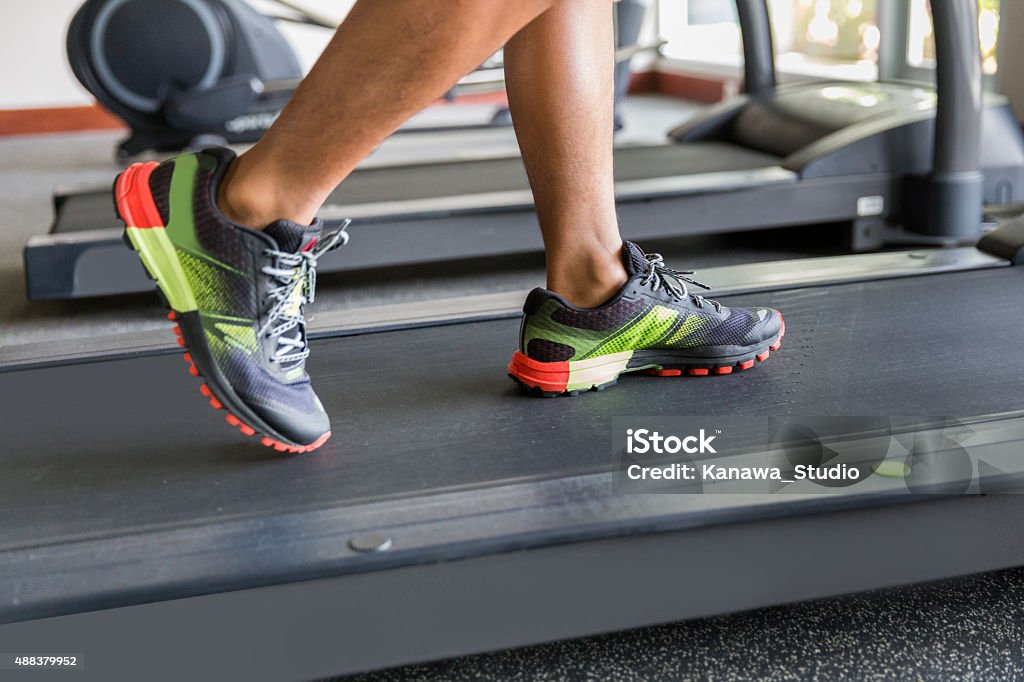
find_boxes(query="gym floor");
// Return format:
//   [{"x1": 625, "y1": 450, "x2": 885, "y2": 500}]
[
  {"x1": 340, "y1": 566, "x2": 1024, "y2": 681},
  {"x1": 7, "y1": 93, "x2": 1021, "y2": 681}
]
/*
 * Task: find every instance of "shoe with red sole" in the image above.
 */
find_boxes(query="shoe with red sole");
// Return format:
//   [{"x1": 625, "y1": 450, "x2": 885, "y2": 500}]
[
  {"x1": 114, "y1": 146, "x2": 348, "y2": 452},
  {"x1": 509, "y1": 241, "x2": 784, "y2": 396}
]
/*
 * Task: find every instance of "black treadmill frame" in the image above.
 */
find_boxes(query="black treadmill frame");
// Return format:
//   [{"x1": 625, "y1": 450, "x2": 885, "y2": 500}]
[{"x1": 4, "y1": 493, "x2": 1024, "y2": 681}]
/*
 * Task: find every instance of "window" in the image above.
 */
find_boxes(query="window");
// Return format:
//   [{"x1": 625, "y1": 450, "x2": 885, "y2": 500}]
[
  {"x1": 658, "y1": 0, "x2": 744, "y2": 67},
  {"x1": 657, "y1": 0, "x2": 880, "y2": 80},
  {"x1": 770, "y1": 0, "x2": 879, "y2": 63},
  {"x1": 656, "y1": 0, "x2": 1001, "y2": 84},
  {"x1": 906, "y1": 0, "x2": 1000, "y2": 75}
]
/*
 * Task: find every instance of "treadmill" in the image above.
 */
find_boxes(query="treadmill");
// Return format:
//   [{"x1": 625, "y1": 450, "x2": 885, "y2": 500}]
[
  {"x1": 4, "y1": 6, "x2": 1024, "y2": 678},
  {"x1": 23, "y1": 0, "x2": 1024, "y2": 300},
  {"x1": 4, "y1": 240, "x2": 1024, "y2": 680}
]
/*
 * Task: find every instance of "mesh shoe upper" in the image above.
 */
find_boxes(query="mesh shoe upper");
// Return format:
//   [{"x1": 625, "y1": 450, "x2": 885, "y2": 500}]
[
  {"x1": 150, "y1": 148, "x2": 334, "y2": 444},
  {"x1": 521, "y1": 242, "x2": 781, "y2": 362}
]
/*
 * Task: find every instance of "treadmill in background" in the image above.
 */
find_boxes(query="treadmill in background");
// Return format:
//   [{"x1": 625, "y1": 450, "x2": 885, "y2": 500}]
[{"x1": 22, "y1": 0, "x2": 1024, "y2": 301}]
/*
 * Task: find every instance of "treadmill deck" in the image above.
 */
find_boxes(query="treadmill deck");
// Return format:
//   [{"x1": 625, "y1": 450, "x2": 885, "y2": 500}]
[{"x1": 3, "y1": 266, "x2": 1023, "y2": 553}]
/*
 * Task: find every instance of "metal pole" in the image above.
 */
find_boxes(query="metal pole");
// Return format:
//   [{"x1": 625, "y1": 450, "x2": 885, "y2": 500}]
[
  {"x1": 736, "y1": 0, "x2": 776, "y2": 96},
  {"x1": 876, "y1": 0, "x2": 910, "y2": 83},
  {"x1": 925, "y1": 0, "x2": 985, "y2": 238}
]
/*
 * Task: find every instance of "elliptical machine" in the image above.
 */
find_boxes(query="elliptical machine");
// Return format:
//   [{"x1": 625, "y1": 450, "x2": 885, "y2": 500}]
[
  {"x1": 67, "y1": 0, "x2": 317, "y2": 160},
  {"x1": 67, "y1": 0, "x2": 648, "y2": 161}
]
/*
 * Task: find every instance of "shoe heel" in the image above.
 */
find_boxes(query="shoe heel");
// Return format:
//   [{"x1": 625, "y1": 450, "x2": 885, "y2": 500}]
[
  {"x1": 508, "y1": 350, "x2": 633, "y2": 395},
  {"x1": 115, "y1": 162, "x2": 164, "y2": 228},
  {"x1": 115, "y1": 163, "x2": 198, "y2": 314},
  {"x1": 508, "y1": 351, "x2": 571, "y2": 394}
]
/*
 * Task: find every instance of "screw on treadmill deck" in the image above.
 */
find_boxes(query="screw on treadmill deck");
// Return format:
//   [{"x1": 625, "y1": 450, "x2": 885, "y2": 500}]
[{"x1": 348, "y1": 533, "x2": 394, "y2": 553}]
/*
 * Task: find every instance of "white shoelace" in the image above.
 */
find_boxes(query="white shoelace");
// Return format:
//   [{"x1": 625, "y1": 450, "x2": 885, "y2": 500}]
[{"x1": 258, "y1": 220, "x2": 350, "y2": 365}]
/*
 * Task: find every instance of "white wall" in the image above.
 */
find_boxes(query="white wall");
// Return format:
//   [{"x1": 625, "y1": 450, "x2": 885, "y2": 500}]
[
  {"x1": 0, "y1": 0, "x2": 94, "y2": 108},
  {"x1": 0, "y1": 0, "x2": 679, "y2": 112},
  {"x1": 0, "y1": 0, "x2": 351, "y2": 110},
  {"x1": 251, "y1": 0, "x2": 350, "y2": 70}
]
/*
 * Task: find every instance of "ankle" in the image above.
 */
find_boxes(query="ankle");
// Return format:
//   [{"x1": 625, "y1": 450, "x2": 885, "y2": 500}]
[
  {"x1": 217, "y1": 154, "x2": 318, "y2": 229},
  {"x1": 547, "y1": 244, "x2": 628, "y2": 308}
]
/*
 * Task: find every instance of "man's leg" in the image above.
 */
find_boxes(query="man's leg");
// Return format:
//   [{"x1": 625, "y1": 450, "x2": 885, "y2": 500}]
[
  {"x1": 115, "y1": 0, "x2": 570, "y2": 450},
  {"x1": 504, "y1": 0, "x2": 627, "y2": 308},
  {"x1": 219, "y1": 0, "x2": 558, "y2": 228},
  {"x1": 503, "y1": 2, "x2": 785, "y2": 396}
]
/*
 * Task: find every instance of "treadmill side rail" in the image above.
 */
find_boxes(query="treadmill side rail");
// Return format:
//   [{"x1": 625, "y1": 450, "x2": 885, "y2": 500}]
[
  {"x1": 3, "y1": 413, "x2": 1024, "y2": 625},
  {"x1": 3, "y1": 495, "x2": 1024, "y2": 681},
  {"x1": 979, "y1": 212, "x2": 1024, "y2": 265},
  {"x1": 5, "y1": 246, "x2": 1004, "y2": 368}
]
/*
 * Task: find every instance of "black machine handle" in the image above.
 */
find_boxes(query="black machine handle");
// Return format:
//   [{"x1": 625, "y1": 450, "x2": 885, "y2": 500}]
[
  {"x1": 923, "y1": 0, "x2": 986, "y2": 239},
  {"x1": 737, "y1": 0, "x2": 776, "y2": 96}
]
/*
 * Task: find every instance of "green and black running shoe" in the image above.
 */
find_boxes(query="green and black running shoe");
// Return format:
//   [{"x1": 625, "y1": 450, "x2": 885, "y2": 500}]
[
  {"x1": 508, "y1": 241, "x2": 784, "y2": 396},
  {"x1": 114, "y1": 147, "x2": 348, "y2": 452}
]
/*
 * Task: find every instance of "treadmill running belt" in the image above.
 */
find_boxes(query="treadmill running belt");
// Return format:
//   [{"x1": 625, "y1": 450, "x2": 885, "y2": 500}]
[
  {"x1": 3, "y1": 267, "x2": 1023, "y2": 552},
  {"x1": 51, "y1": 143, "x2": 783, "y2": 232}
]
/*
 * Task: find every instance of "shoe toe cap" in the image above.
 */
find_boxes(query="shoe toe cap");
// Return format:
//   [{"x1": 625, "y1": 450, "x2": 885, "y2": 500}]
[
  {"x1": 744, "y1": 308, "x2": 783, "y2": 344},
  {"x1": 248, "y1": 395, "x2": 331, "y2": 447},
  {"x1": 212, "y1": 349, "x2": 331, "y2": 448}
]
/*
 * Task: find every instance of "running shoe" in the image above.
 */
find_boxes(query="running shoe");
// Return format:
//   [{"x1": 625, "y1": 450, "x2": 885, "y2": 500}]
[
  {"x1": 114, "y1": 147, "x2": 348, "y2": 452},
  {"x1": 508, "y1": 241, "x2": 784, "y2": 396}
]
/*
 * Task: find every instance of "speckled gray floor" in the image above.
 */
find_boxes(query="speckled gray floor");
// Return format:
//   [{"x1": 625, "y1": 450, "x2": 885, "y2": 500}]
[{"x1": 336, "y1": 566, "x2": 1024, "y2": 681}]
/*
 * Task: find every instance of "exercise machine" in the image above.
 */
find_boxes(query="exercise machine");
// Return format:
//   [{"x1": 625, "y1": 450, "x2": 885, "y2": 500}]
[
  {"x1": 66, "y1": 0, "x2": 649, "y2": 159},
  {"x1": 5, "y1": 4, "x2": 1024, "y2": 677},
  {"x1": 26, "y1": 0, "x2": 1024, "y2": 300},
  {"x1": 68, "y1": 0, "x2": 313, "y2": 160},
  {"x1": 5, "y1": 234, "x2": 1024, "y2": 677}
]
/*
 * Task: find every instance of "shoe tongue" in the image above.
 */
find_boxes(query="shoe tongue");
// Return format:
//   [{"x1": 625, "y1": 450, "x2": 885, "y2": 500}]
[
  {"x1": 264, "y1": 218, "x2": 324, "y2": 253},
  {"x1": 622, "y1": 241, "x2": 650, "y2": 277}
]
